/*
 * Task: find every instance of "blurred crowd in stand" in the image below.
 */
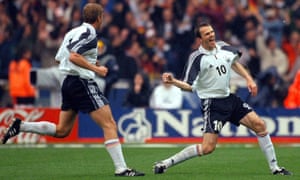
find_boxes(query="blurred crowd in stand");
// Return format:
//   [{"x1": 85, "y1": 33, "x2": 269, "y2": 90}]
[{"x1": 1, "y1": 0, "x2": 300, "y2": 109}]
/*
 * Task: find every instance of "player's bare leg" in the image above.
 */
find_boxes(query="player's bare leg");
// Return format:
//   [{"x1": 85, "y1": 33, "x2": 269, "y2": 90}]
[
  {"x1": 90, "y1": 105, "x2": 145, "y2": 176},
  {"x1": 1, "y1": 110, "x2": 76, "y2": 144},
  {"x1": 154, "y1": 133, "x2": 217, "y2": 174},
  {"x1": 240, "y1": 111, "x2": 292, "y2": 175}
]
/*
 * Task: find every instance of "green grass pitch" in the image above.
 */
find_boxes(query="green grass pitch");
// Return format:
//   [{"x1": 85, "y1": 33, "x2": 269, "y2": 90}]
[{"x1": 0, "y1": 144, "x2": 298, "y2": 180}]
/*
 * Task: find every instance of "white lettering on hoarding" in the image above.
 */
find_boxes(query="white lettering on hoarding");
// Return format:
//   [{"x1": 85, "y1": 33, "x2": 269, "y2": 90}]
[
  {"x1": 191, "y1": 116, "x2": 203, "y2": 136},
  {"x1": 219, "y1": 123, "x2": 233, "y2": 137},
  {"x1": 263, "y1": 117, "x2": 276, "y2": 135},
  {"x1": 277, "y1": 116, "x2": 300, "y2": 136},
  {"x1": 154, "y1": 110, "x2": 191, "y2": 137},
  {"x1": 117, "y1": 109, "x2": 152, "y2": 143},
  {"x1": 150, "y1": 110, "x2": 300, "y2": 137},
  {"x1": 220, "y1": 124, "x2": 250, "y2": 137}
]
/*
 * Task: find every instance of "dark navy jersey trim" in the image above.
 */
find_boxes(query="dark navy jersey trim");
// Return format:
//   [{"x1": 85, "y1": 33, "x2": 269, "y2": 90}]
[
  {"x1": 77, "y1": 37, "x2": 97, "y2": 54},
  {"x1": 183, "y1": 54, "x2": 204, "y2": 85},
  {"x1": 67, "y1": 28, "x2": 92, "y2": 54},
  {"x1": 221, "y1": 45, "x2": 242, "y2": 57}
]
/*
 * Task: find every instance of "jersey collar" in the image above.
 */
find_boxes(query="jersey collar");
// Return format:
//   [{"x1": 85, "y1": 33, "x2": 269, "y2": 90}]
[
  {"x1": 198, "y1": 44, "x2": 219, "y2": 55},
  {"x1": 82, "y1": 22, "x2": 96, "y2": 34}
]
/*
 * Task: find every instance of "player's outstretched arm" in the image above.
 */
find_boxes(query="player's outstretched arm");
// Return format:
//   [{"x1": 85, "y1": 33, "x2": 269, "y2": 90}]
[
  {"x1": 69, "y1": 52, "x2": 108, "y2": 77},
  {"x1": 162, "y1": 72, "x2": 193, "y2": 91},
  {"x1": 231, "y1": 62, "x2": 257, "y2": 96}
]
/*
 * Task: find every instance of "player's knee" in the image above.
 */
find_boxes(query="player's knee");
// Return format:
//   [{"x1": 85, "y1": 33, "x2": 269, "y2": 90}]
[
  {"x1": 55, "y1": 128, "x2": 71, "y2": 138},
  {"x1": 202, "y1": 145, "x2": 216, "y2": 155},
  {"x1": 254, "y1": 120, "x2": 268, "y2": 137},
  {"x1": 103, "y1": 119, "x2": 117, "y2": 130}
]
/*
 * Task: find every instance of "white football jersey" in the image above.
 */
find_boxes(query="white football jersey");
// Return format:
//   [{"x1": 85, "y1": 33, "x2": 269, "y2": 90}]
[
  {"x1": 55, "y1": 23, "x2": 98, "y2": 79},
  {"x1": 182, "y1": 41, "x2": 240, "y2": 99}
]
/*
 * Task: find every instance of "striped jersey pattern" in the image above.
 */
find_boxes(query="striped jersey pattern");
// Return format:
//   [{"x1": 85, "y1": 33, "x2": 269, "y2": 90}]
[
  {"x1": 182, "y1": 41, "x2": 241, "y2": 99},
  {"x1": 55, "y1": 23, "x2": 98, "y2": 79}
]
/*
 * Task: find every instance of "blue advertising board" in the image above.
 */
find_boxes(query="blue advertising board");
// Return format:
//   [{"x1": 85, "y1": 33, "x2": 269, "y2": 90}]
[{"x1": 79, "y1": 107, "x2": 300, "y2": 143}]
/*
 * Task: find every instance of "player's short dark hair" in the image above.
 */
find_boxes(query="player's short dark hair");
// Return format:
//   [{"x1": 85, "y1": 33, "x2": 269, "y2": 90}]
[
  {"x1": 83, "y1": 3, "x2": 104, "y2": 24},
  {"x1": 194, "y1": 22, "x2": 212, "y2": 38}
]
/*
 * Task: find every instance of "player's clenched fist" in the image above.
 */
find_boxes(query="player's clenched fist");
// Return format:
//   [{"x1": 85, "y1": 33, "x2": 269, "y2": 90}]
[{"x1": 162, "y1": 73, "x2": 174, "y2": 84}]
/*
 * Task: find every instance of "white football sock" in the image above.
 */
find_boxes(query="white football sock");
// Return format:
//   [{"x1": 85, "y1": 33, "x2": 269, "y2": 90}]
[
  {"x1": 20, "y1": 121, "x2": 56, "y2": 136},
  {"x1": 163, "y1": 144, "x2": 202, "y2": 168},
  {"x1": 104, "y1": 139, "x2": 127, "y2": 173},
  {"x1": 257, "y1": 134, "x2": 280, "y2": 172}
]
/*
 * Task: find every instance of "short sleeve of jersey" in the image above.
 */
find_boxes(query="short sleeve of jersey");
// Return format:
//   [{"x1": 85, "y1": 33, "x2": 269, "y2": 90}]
[
  {"x1": 221, "y1": 45, "x2": 242, "y2": 63},
  {"x1": 55, "y1": 34, "x2": 70, "y2": 62},
  {"x1": 182, "y1": 51, "x2": 203, "y2": 85},
  {"x1": 66, "y1": 28, "x2": 97, "y2": 55}
]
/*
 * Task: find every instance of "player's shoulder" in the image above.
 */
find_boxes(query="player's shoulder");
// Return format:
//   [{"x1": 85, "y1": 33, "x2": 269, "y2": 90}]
[
  {"x1": 216, "y1": 41, "x2": 230, "y2": 47},
  {"x1": 67, "y1": 25, "x2": 86, "y2": 35},
  {"x1": 189, "y1": 49, "x2": 204, "y2": 60},
  {"x1": 63, "y1": 27, "x2": 79, "y2": 41},
  {"x1": 218, "y1": 41, "x2": 242, "y2": 56}
]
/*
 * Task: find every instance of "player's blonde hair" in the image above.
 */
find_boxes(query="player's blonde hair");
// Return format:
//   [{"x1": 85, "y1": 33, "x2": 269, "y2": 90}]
[{"x1": 83, "y1": 3, "x2": 103, "y2": 24}]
